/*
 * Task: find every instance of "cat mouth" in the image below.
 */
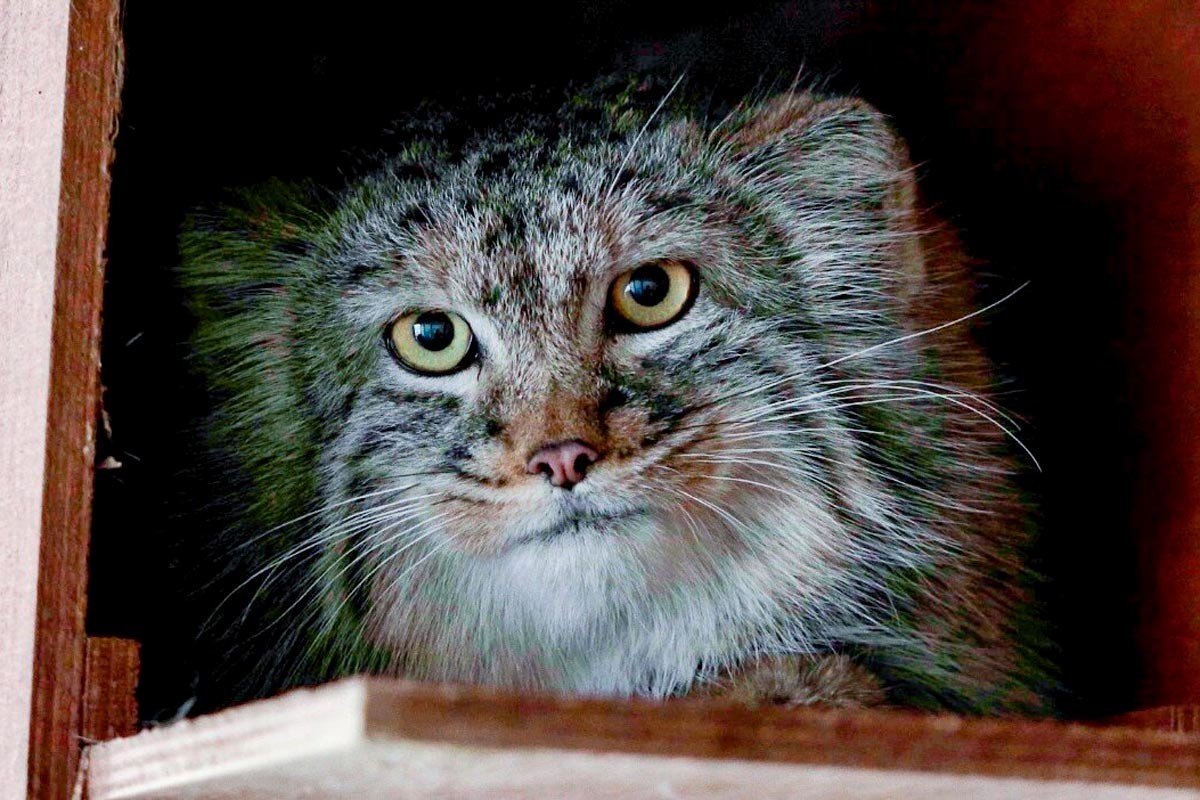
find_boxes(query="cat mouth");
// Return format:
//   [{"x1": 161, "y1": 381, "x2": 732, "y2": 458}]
[{"x1": 516, "y1": 506, "x2": 642, "y2": 545}]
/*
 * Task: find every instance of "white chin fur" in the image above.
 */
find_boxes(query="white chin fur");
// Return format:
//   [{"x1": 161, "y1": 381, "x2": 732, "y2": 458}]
[{"x1": 367, "y1": 485, "x2": 841, "y2": 697}]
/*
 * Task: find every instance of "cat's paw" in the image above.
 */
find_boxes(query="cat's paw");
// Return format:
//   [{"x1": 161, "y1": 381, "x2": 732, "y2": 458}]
[{"x1": 695, "y1": 654, "x2": 888, "y2": 709}]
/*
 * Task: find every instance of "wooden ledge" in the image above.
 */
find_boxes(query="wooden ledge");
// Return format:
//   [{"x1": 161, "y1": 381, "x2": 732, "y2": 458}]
[{"x1": 82, "y1": 678, "x2": 1200, "y2": 799}]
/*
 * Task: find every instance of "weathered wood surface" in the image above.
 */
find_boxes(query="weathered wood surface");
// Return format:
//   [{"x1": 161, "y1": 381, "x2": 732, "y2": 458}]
[
  {"x1": 81, "y1": 639, "x2": 141, "y2": 744},
  {"x1": 83, "y1": 678, "x2": 1200, "y2": 799},
  {"x1": 25, "y1": 0, "x2": 124, "y2": 797},
  {"x1": 1107, "y1": 706, "x2": 1200, "y2": 736}
]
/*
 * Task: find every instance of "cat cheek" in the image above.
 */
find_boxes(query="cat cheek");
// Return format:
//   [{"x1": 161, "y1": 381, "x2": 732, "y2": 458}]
[
  {"x1": 608, "y1": 400, "x2": 691, "y2": 459},
  {"x1": 602, "y1": 408, "x2": 648, "y2": 459}
]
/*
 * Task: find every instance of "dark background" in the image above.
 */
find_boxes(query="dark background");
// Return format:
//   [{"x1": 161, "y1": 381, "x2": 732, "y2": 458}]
[{"x1": 91, "y1": 0, "x2": 1142, "y2": 720}]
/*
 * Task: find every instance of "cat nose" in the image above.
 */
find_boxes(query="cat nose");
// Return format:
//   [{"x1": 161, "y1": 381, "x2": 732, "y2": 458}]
[{"x1": 526, "y1": 441, "x2": 600, "y2": 490}]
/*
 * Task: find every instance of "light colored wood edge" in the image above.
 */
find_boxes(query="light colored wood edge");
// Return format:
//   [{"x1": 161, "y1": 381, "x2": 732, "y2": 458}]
[
  {"x1": 0, "y1": 1, "x2": 74, "y2": 798},
  {"x1": 83, "y1": 677, "x2": 1200, "y2": 798},
  {"x1": 82, "y1": 638, "x2": 141, "y2": 743},
  {"x1": 87, "y1": 731, "x2": 1198, "y2": 800},
  {"x1": 28, "y1": 0, "x2": 124, "y2": 797},
  {"x1": 84, "y1": 681, "x2": 368, "y2": 799}
]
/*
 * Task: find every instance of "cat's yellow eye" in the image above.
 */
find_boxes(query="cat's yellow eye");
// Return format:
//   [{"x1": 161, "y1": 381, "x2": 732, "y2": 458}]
[
  {"x1": 386, "y1": 310, "x2": 475, "y2": 375},
  {"x1": 608, "y1": 260, "x2": 697, "y2": 332}
]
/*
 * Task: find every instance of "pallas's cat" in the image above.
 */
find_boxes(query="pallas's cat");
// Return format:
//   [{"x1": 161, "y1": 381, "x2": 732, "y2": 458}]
[{"x1": 179, "y1": 77, "x2": 1049, "y2": 714}]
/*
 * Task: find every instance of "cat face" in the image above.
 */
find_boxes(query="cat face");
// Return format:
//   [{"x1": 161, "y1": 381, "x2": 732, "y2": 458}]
[
  {"x1": 268, "y1": 91, "x2": 934, "y2": 688},
  {"x1": 330, "y1": 119, "x2": 838, "y2": 565}
]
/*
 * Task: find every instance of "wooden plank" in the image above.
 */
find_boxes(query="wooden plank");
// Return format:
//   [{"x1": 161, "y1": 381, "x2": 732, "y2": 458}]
[
  {"x1": 1107, "y1": 706, "x2": 1200, "y2": 735},
  {"x1": 81, "y1": 639, "x2": 141, "y2": 744},
  {"x1": 0, "y1": 1, "x2": 74, "y2": 798},
  {"x1": 27, "y1": 0, "x2": 124, "y2": 797},
  {"x1": 82, "y1": 678, "x2": 1200, "y2": 798}
]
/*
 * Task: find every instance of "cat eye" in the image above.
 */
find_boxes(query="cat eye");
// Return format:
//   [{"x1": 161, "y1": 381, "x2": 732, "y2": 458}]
[
  {"x1": 386, "y1": 310, "x2": 475, "y2": 375},
  {"x1": 608, "y1": 260, "x2": 697, "y2": 332}
]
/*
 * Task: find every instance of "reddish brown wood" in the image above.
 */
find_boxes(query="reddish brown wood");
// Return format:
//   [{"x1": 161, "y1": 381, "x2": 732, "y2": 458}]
[
  {"x1": 27, "y1": 0, "x2": 123, "y2": 797},
  {"x1": 364, "y1": 680, "x2": 1200, "y2": 788},
  {"x1": 84, "y1": 679, "x2": 1200, "y2": 797},
  {"x1": 953, "y1": 0, "x2": 1200, "y2": 713},
  {"x1": 1105, "y1": 706, "x2": 1200, "y2": 735},
  {"x1": 80, "y1": 638, "x2": 140, "y2": 743},
  {"x1": 864, "y1": 0, "x2": 1200, "y2": 710}
]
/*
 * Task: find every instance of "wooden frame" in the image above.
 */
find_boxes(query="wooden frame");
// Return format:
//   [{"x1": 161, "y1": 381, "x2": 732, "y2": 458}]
[
  {"x1": 79, "y1": 679, "x2": 1200, "y2": 798},
  {"x1": 3, "y1": 0, "x2": 1199, "y2": 797},
  {"x1": 1, "y1": 0, "x2": 122, "y2": 797}
]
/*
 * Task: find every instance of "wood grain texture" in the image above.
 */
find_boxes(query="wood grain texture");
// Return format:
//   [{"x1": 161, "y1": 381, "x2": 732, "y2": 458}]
[
  {"x1": 83, "y1": 679, "x2": 1200, "y2": 799},
  {"x1": 82, "y1": 639, "x2": 141, "y2": 744},
  {"x1": 27, "y1": 0, "x2": 124, "y2": 797},
  {"x1": 0, "y1": 1, "x2": 73, "y2": 798},
  {"x1": 1106, "y1": 706, "x2": 1200, "y2": 735}
]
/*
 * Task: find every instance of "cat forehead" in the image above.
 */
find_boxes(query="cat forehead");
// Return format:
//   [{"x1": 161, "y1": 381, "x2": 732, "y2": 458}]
[
  {"x1": 372, "y1": 133, "x2": 705, "y2": 302},
  {"x1": 420, "y1": 182, "x2": 619, "y2": 300}
]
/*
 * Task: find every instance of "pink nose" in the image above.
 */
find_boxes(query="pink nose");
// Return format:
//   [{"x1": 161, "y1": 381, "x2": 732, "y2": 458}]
[{"x1": 526, "y1": 441, "x2": 600, "y2": 489}]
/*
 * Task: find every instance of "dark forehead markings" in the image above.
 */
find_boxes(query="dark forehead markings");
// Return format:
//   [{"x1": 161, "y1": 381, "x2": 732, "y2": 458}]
[
  {"x1": 480, "y1": 285, "x2": 502, "y2": 307},
  {"x1": 641, "y1": 190, "x2": 695, "y2": 221},
  {"x1": 497, "y1": 206, "x2": 528, "y2": 239},
  {"x1": 557, "y1": 173, "x2": 581, "y2": 194},
  {"x1": 481, "y1": 205, "x2": 528, "y2": 254},
  {"x1": 343, "y1": 262, "x2": 375, "y2": 285},
  {"x1": 456, "y1": 193, "x2": 480, "y2": 216},
  {"x1": 610, "y1": 166, "x2": 639, "y2": 194},
  {"x1": 398, "y1": 201, "x2": 432, "y2": 228},
  {"x1": 337, "y1": 200, "x2": 430, "y2": 288},
  {"x1": 340, "y1": 250, "x2": 410, "y2": 289}
]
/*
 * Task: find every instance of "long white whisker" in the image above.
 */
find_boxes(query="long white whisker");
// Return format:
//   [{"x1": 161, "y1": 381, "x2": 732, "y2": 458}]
[
  {"x1": 821, "y1": 282, "x2": 1029, "y2": 370},
  {"x1": 603, "y1": 71, "x2": 688, "y2": 203}
]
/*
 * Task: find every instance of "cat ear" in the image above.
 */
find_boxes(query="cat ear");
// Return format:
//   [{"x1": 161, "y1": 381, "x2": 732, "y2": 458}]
[
  {"x1": 719, "y1": 93, "x2": 925, "y2": 288},
  {"x1": 722, "y1": 93, "x2": 914, "y2": 200}
]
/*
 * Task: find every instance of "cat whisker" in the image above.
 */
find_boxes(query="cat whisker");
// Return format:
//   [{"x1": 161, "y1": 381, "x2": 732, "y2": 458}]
[
  {"x1": 696, "y1": 377, "x2": 1039, "y2": 473},
  {"x1": 651, "y1": 466, "x2": 760, "y2": 539},
  {"x1": 208, "y1": 493, "x2": 450, "y2": 633},
  {"x1": 820, "y1": 282, "x2": 1030, "y2": 370},
  {"x1": 221, "y1": 492, "x2": 443, "y2": 601},
  {"x1": 228, "y1": 471, "x2": 456, "y2": 553},
  {"x1": 603, "y1": 71, "x2": 688, "y2": 204},
  {"x1": 679, "y1": 448, "x2": 992, "y2": 518},
  {"x1": 265, "y1": 507, "x2": 456, "y2": 643},
  {"x1": 816, "y1": 378, "x2": 1024, "y2": 430},
  {"x1": 309, "y1": 510, "x2": 460, "y2": 642}
]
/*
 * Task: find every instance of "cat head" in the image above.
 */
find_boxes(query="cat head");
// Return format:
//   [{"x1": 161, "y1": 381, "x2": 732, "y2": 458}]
[
  {"x1": 312, "y1": 88, "x2": 920, "y2": 548},
  {"x1": 182, "y1": 82, "x2": 951, "y2": 688}
]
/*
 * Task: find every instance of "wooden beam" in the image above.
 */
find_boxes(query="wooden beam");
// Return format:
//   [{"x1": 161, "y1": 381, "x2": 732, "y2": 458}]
[
  {"x1": 81, "y1": 639, "x2": 141, "y2": 744},
  {"x1": 1106, "y1": 706, "x2": 1200, "y2": 736},
  {"x1": 83, "y1": 679, "x2": 1200, "y2": 798},
  {"x1": 26, "y1": 0, "x2": 123, "y2": 797}
]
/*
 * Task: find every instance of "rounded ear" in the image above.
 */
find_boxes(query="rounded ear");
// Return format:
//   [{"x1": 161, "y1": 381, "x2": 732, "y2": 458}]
[{"x1": 719, "y1": 92, "x2": 926, "y2": 291}]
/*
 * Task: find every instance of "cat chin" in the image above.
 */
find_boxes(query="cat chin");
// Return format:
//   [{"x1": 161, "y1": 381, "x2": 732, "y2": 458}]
[
  {"x1": 365, "y1": 510, "x2": 815, "y2": 697},
  {"x1": 504, "y1": 508, "x2": 644, "y2": 547}
]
